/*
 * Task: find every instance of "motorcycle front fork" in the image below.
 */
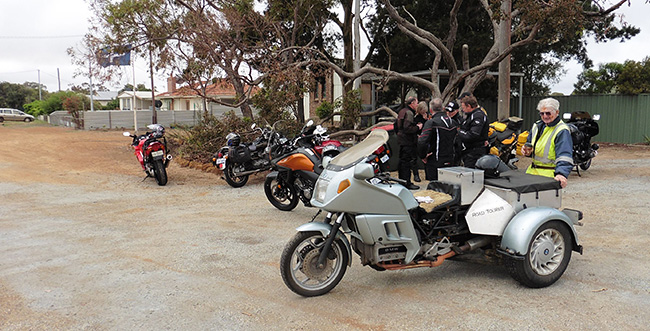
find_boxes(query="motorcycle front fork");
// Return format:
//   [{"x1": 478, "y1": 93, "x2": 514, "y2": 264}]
[{"x1": 317, "y1": 212, "x2": 345, "y2": 267}]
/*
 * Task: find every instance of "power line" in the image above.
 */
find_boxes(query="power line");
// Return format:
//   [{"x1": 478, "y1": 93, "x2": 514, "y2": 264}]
[{"x1": 0, "y1": 35, "x2": 85, "y2": 39}]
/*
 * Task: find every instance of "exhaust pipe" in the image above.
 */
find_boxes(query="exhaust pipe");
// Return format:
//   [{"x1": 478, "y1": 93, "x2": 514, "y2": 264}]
[
  {"x1": 376, "y1": 236, "x2": 494, "y2": 271},
  {"x1": 166, "y1": 154, "x2": 173, "y2": 161},
  {"x1": 460, "y1": 236, "x2": 493, "y2": 252}
]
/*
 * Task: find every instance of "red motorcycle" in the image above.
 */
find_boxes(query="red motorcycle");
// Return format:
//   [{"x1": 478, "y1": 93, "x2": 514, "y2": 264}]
[{"x1": 123, "y1": 124, "x2": 172, "y2": 186}]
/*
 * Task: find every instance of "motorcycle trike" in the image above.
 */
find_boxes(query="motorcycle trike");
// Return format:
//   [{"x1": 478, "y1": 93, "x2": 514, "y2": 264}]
[{"x1": 280, "y1": 129, "x2": 584, "y2": 297}]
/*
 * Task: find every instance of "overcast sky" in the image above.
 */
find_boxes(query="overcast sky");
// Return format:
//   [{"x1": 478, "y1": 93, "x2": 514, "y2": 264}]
[{"x1": 0, "y1": 0, "x2": 648, "y2": 95}]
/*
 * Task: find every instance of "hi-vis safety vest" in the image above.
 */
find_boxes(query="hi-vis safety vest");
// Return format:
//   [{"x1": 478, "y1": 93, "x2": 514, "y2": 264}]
[{"x1": 526, "y1": 121, "x2": 571, "y2": 178}]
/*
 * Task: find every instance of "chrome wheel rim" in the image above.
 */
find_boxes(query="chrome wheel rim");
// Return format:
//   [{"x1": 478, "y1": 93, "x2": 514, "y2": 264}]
[{"x1": 529, "y1": 228, "x2": 565, "y2": 276}]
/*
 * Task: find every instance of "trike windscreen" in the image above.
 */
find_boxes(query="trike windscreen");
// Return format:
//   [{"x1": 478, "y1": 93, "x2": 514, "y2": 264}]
[{"x1": 328, "y1": 129, "x2": 389, "y2": 167}]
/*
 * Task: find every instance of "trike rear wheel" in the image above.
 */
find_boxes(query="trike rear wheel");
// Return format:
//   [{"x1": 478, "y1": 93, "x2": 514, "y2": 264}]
[{"x1": 505, "y1": 221, "x2": 572, "y2": 288}]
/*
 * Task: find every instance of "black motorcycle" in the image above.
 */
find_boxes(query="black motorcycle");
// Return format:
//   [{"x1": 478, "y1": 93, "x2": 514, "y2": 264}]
[
  {"x1": 564, "y1": 111, "x2": 600, "y2": 176},
  {"x1": 213, "y1": 123, "x2": 277, "y2": 187}
]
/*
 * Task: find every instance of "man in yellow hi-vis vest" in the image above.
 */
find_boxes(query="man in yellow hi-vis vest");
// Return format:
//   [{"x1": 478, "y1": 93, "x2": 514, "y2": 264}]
[{"x1": 521, "y1": 98, "x2": 574, "y2": 188}]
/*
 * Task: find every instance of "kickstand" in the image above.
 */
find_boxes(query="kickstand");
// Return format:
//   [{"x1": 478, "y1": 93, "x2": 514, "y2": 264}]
[
  {"x1": 574, "y1": 165, "x2": 581, "y2": 177},
  {"x1": 141, "y1": 173, "x2": 151, "y2": 182},
  {"x1": 309, "y1": 209, "x2": 322, "y2": 223}
]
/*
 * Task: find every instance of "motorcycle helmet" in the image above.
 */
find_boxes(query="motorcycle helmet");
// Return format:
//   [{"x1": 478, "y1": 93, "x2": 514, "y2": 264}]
[
  {"x1": 148, "y1": 124, "x2": 165, "y2": 138},
  {"x1": 475, "y1": 154, "x2": 510, "y2": 178},
  {"x1": 226, "y1": 132, "x2": 241, "y2": 146},
  {"x1": 445, "y1": 101, "x2": 460, "y2": 112}
]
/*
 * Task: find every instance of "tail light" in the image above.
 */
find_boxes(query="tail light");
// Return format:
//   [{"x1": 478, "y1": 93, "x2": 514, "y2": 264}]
[{"x1": 374, "y1": 145, "x2": 385, "y2": 155}]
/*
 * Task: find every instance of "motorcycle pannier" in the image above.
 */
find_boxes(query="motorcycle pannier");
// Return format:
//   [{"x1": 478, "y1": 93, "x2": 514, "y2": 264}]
[
  {"x1": 484, "y1": 171, "x2": 562, "y2": 212},
  {"x1": 437, "y1": 167, "x2": 484, "y2": 205},
  {"x1": 229, "y1": 145, "x2": 252, "y2": 163}
]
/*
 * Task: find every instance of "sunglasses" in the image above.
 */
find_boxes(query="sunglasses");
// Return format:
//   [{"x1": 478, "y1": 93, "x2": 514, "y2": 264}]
[{"x1": 539, "y1": 111, "x2": 554, "y2": 116}]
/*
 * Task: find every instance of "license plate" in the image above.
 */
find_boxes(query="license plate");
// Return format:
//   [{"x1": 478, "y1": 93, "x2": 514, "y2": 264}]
[
  {"x1": 151, "y1": 150, "x2": 164, "y2": 157},
  {"x1": 380, "y1": 154, "x2": 389, "y2": 163},
  {"x1": 216, "y1": 158, "x2": 226, "y2": 170},
  {"x1": 322, "y1": 145, "x2": 336, "y2": 152}
]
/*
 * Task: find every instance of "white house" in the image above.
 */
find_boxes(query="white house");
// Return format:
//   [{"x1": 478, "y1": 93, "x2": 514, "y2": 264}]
[{"x1": 117, "y1": 91, "x2": 155, "y2": 110}]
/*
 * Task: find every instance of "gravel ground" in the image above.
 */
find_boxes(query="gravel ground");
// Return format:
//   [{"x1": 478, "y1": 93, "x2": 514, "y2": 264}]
[{"x1": 1, "y1": 124, "x2": 649, "y2": 330}]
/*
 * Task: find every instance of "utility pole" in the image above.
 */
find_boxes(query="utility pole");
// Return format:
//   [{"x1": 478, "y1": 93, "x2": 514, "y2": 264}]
[
  {"x1": 57, "y1": 68, "x2": 61, "y2": 91},
  {"x1": 149, "y1": 44, "x2": 157, "y2": 124},
  {"x1": 38, "y1": 69, "x2": 42, "y2": 100},
  {"x1": 132, "y1": 55, "x2": 138, "y2": 132},
  {"x1": 353, "y1": 0, "x2": 361, "y2": 90},
  {"x1": 89, "y1": 61, "x2": 95, "y2": 112},
  {"x1": 497, "y1": 0, "x2": 512, "y2": 121}
]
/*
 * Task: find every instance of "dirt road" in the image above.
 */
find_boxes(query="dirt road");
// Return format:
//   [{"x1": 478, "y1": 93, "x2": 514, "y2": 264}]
[{"x1": 1, "y1": 124, "x2": 648, "y2": 330}]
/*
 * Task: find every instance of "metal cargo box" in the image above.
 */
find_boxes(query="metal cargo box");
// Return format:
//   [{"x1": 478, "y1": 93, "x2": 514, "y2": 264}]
[
  {"x1": 484, "y1": 171, "x2": 562, "y2": 212},
  {"x1": 438, "y1": 167, "x2": 484, "y2": 205}
]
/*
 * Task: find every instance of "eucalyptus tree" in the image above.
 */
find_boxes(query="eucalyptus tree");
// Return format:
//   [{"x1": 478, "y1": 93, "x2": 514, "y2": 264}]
[{"x1": 305, "y1": 0, "x2": 639, "y2": 106}]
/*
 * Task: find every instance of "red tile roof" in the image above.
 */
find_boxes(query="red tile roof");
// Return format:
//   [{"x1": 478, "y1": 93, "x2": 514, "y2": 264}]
[{"x1": 157, "y1": 79, "x2": 258, "y2": 99}]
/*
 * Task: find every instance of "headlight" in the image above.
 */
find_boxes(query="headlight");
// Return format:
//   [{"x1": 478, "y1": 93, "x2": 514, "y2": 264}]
[{"x1": 314, "y1": 178, "x2": 330, "y2": 203}]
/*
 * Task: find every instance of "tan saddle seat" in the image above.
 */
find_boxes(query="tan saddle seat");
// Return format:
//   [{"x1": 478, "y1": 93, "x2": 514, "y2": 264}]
[{"x1": 413, "y1": 190, "x2": 453, "y2": 213}]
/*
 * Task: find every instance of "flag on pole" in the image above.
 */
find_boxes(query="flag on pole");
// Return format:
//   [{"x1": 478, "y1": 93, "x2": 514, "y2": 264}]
[{"x1": 99, "y1": 45, "x2": 132, "y2": 67}]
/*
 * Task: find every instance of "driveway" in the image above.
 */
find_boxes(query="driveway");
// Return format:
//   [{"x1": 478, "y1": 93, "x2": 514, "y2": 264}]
[{"x1": 1, "y1": 124, "x2": 648, "y2": 330}]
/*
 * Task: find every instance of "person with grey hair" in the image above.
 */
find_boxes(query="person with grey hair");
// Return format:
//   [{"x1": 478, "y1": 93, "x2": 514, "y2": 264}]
[
  {"x1": 396, "y1": 96, "x2": 422, "y2": 190},
  {"x1": 429, "y1": 98, "x2": 443, "y2": 113},
  {"x1": 521, "y1": 97, "x2": 573, "y2": 188}
]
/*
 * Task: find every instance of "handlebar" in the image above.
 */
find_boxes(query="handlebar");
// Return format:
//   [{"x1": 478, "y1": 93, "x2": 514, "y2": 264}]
[{"x1": 373, "y1": 172, "x2": 408, "y2": 185}]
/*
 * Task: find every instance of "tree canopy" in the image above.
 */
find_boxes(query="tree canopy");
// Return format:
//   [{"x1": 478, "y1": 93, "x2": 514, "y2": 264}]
[
  {"x1": 0, "y1": 82, "x2": 45, "y2": 110},
  {"x1": 80, "y1": 0, "x2": 641, "y2": 120},
  {"x1": 574, "y1": 57, "x2": 650, "y2": 95}
]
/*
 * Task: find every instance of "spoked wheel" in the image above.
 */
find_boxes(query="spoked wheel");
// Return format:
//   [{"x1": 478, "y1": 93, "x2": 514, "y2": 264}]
[
  {"x1": 264, "y1": 175, "x2": 299, "y2": 211},
  {"x1": 579, "y1": 158, "x2": 592, "y2": 170},
  {"x1": 152, "y1": 159, "x2": 168, "y2": 186},
  {"x1": 505, "y1": 221, "x2": 572, "y2": 288},
  {"x1": 280, "y1": 231, "x2": 349, "y2": 297},
  {"x1": 223, "y1": 162, "x2": 248, "y2": 187}
]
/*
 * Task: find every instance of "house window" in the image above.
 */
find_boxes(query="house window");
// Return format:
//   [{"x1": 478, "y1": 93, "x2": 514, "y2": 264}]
[{"x1": 315, "y1": 76, "x2": 326, "y2": 100}]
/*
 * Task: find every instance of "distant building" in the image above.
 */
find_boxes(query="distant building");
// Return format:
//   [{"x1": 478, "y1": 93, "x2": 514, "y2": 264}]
[
  {"x1": 156, "y1": 76, "x2": 249, "y2": 112},
  {"x1": 91, "y1": 91, "x2": 119, "y2": 109},
  {"x1": 117, "y1": 91, "x2": 155, "y2": 110}
]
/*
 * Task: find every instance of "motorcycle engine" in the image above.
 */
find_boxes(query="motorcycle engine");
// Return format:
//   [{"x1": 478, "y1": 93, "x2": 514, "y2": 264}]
[
  {"x1": 295, "y1": 177, "x2": 313, "y2": 200},
  {"x1": 250, "y1": 158, "x2": 269, "y2": 169}
]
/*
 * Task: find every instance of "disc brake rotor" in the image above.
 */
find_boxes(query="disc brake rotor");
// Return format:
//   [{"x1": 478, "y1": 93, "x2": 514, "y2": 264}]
[{"x1": 301, "y1": 249, "x2": 333, "y2": 281}]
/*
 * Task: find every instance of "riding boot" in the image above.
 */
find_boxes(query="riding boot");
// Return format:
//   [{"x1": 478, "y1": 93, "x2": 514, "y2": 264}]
[{"x1": 413, "y1": 169, "x2": 421, "y2": 182}]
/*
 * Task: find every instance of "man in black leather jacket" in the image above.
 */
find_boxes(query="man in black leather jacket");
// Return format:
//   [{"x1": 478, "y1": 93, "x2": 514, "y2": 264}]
[
  {"x1": 417, "y1": 99, "x2": 459, "y2": 180},
  {"x1": 396, "y1": 96, "x2": 421, "y2": 190},
  {"x1": 458, "y1": 94, "x2": 489, "y2": 168}
]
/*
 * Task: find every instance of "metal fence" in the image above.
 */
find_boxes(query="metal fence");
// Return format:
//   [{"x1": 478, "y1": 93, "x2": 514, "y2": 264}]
[
  {"x1": 47, "y1": 106, "x2": 241, "y2": 131},
  {"x1": 481, "y1": 94, "x2": 650, "y2": 144},
  {"x1": 47, "y1": 94, "x2": 650, "y2": 144}
]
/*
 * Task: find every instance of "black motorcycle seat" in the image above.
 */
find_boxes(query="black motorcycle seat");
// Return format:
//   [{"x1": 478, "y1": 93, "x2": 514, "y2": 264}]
[{"x1": 484, "y1": 170, "x2": 561, "y2": 193}]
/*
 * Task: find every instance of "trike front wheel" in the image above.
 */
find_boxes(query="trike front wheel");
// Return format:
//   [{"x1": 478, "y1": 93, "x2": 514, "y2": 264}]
[{"x1": 280, "y1": 231, "x2": 348, "y2": 297}]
